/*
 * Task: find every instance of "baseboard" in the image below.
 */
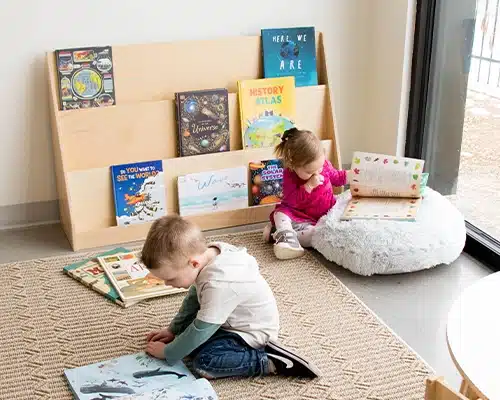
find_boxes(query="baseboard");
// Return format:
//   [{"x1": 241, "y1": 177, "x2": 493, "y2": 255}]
[{"x1": 0, "y1": 200, "x2": 60, "y2": 230}]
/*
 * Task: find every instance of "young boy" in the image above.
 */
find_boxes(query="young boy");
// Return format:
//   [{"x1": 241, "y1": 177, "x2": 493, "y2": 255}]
[{"x1": 140, "y1": 215, "x2": 320, "y2": 379}]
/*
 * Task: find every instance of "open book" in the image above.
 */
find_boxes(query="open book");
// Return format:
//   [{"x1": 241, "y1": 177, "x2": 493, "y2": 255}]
[{"x1": 341, "y1": 151, "x2": 428, "y2": 221}]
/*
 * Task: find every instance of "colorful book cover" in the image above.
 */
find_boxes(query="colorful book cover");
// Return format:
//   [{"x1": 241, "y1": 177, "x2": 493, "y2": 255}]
[
  {"x1": 111, "y1": 160, "x2": 166, "y2": 226},
  {"x1": 238, "y1": 76, "x2": 296, "y2": 149},
  {"x1": 64, "y1": 351, "x2": 198, "y2": 400},
  {"x1": 177, "y1": 167, "x2": 248, "y2": 217},
  {"x1": 55, "y1": 46, "x2": 116, "y2": 111},
  {"x1": 261, "y1": 27, "x2": 318, "y2": 87},
  {"x1": 97, "y1": 251, "x2": 186, "y2": 303},
  {"x1": 249, "y1": 159, "x2": 284, "y2": 206},
  {"x1": 175, "y1": 88, "x2": 230, "y2": 157},
  {"x1": 340, "y1": 196, "x2": 422, "y2": 221},
  {"x1": 63, "y1": 247, "x2": 140, "y2": 308}
]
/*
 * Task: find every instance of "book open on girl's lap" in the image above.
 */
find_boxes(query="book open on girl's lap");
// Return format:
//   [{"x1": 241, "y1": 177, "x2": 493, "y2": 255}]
[{"x1": 341, "y1": 152, "x2": 429, "y2": 221}]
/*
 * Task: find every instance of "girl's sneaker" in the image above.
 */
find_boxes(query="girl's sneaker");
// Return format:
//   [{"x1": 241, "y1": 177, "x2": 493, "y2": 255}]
[{"x1": 273, "y1": 229, "x2": 304, "y2": 260}]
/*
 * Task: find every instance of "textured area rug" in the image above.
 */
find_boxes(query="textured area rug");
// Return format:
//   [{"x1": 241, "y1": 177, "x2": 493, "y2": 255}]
[{"x1": 0, "y1": 231, "x2": 432, "y2": 399}]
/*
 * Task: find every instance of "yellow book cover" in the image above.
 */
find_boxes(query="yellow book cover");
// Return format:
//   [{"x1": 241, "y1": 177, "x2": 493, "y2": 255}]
[{"x1": 238, "y1": 76, "x2": 296, "y2": 149}]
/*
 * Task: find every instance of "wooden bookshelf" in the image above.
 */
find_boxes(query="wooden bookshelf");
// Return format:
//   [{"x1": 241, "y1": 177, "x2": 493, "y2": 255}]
[{"x1": 46, "y1": 32, "x2": 342, "y2": 251}]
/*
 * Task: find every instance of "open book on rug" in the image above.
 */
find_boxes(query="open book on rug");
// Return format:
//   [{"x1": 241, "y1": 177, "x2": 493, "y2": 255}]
[{"x1": 341, "y1": 151, "x2": 429, "y2": 221}]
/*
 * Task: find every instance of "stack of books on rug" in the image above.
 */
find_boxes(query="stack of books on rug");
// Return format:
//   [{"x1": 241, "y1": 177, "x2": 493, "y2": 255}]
[
  {"x1": 63, "y1": 248, "x2": 186, "y2": 308},
  {"x1": 64, "y1": 351, "x2": 217, "y2": 400}
]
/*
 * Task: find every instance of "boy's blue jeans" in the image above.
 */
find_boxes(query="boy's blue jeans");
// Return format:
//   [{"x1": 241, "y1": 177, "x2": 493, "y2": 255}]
[{"x1": 190, "y1": 329, "x2": 270, "y2": 379}]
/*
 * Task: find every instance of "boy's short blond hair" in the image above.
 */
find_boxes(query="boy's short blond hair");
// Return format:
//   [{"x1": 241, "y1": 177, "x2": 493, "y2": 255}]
[{"x1": 141, "y1": 215, "x2": 207, "y2": 270}]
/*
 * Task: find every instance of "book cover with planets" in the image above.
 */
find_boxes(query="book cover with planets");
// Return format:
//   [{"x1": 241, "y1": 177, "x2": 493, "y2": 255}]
[
  {"x1": 64, "y1": 351, "x2": 197, "y2": 400},
  {"x1": 175, "y1": 88, "x2": 230, "y2": 157},
  {"x1": 261, "y1": 27, "x2": 318, "y2": 87},
  {"x1": 55, "y1": 45, "x2": 116, "y2": 111},
  {"x1": 177, "y1": 167, "x2": 248, "y2": 217},
  {"x1": 249, "y1": 159, "x2": 284, "y2": 206},
  {"x1": 238, "y1": 76, "x2": 296, "y2": 149},
  {"x1": 111, "y1": 160, "x2": 166, "y2": 226}
]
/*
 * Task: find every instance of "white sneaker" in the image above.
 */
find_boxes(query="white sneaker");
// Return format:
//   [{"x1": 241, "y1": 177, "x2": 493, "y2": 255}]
[{"x1": 273, "y1": 229, "x2": 305, "y2": 260}]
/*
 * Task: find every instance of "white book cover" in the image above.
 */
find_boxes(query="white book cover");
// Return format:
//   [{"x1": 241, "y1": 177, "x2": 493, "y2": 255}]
[{"x1": 177, "y1": 167, "x2": 248, "y2": 216}]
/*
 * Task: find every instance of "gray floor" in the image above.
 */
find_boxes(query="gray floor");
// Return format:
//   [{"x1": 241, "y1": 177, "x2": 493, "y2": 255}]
[{"x1": 0, "y1": 223, "x2": 493, "y2": 390}]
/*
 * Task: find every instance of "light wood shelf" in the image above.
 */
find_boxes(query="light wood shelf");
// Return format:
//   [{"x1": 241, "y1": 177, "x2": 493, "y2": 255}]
[{"x1": 47, "y1": 32, "x2": 341, "y2": 250}]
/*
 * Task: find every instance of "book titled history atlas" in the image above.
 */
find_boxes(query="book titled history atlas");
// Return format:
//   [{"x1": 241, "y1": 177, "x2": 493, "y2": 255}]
[
  {"x1": 55, "y1": 45, "x2": 116, "y2": 110},
  {"x1": 341, "y1": 151, "x2": 429, "y2": 221},
  {"x1": 238, "y1": 76, "x2": 296, "y2": 149},
  {"x1": 261, "y1": 26, "x2": 318, "y2": 87},
  {"x1": 111, "y1": 160, "x2": 166, "y2": 226},
  {"x1": 97, "y1": 251, "x2": 186, "y2": 305},
  {"x1": 175, "y1": 88, "x2": 230, "y2": 157},
  {"x1": 64, "y1": 351, "x2": 218, "y2": 400}
]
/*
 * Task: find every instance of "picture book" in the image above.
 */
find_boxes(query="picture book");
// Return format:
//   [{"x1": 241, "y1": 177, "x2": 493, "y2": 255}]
[
  {"x1": 238, "y1": 76, "x2": 296, "y2": 149},
  {"x1": 175, "y1": 88, "x2": 230, "y2": 157},
  {"x1": 111, "y1": 160, "x2": 166, "y2": 226},
  {"x1": 63, "y1": 247, "x2": 139, "y2": 308},
  {"x1": 97, "y1": 251, "x2": 186, "y2": 304},
  {"x1": 116, "y1": 379, "x2": 217, "y2": 400},
  {"x1": 261, "y1": 27, "x2": 318, "y2": 87},
  {"x1": 177, "y1": 167, "x2": 248, "y2": 217},
  {"x1": 249, "y1": 159, "x2": 284, "y2": 206},
  {"x1": 55, "y1": 46, "x2": 116, "y2": 111},
  {"x1": 64, "y1": 351, "x2": 217, "y2": 400},
  {"x1": 341, "y1": 151, "x2": 428, "y2": 221}
]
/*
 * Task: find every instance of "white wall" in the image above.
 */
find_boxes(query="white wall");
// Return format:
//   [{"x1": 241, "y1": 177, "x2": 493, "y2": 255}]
[{"x1": 0, "y1": 0, "x2": 414, "y2": 208}]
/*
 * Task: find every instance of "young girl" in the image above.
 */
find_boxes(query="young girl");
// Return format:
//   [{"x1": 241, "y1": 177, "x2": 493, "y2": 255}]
[{"x1": 263, "y1": 128, "x2": 350, "y2": 260}]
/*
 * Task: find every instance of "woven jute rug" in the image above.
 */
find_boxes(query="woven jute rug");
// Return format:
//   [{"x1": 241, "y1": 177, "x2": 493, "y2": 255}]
[{"x1": 0, "y1": 231, "x2": 433, "y2": 399}]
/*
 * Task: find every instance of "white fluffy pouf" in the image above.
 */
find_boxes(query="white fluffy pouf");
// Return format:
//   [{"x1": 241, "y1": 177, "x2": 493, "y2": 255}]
[{"x1": 312, "y1": 188, "x2": 466, "y2": 276}]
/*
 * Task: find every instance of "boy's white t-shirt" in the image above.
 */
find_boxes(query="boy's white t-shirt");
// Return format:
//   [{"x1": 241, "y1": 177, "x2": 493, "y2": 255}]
[{"x1": 195, "y1": 242, "x2": 279, "y2": 349}]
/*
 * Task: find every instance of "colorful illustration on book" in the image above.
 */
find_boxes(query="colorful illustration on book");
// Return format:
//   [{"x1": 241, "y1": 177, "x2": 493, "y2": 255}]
[
  {"x1": 111, "y1": 161, "x2": 166, "y2": 226},
  {"x1": 117, "y1": 378, "x2": 218, "y2": 400},
  {"x1": 341, "y1": 196, "x2": 422, "y2": 221},
  {"x1": 64, "y1": 352, "x2": 197, "y2": 400},
  {"x1": 175, "y1": 89, "x2": 230, "y2": 156},
  {"x1": 178, "y1": 167, "x2": 248, "y2": 217},
  {"x1": 261, "y1": 27, "x2": 318, "y2": 87},
  {"x1": 249, "y1": 159, "x2": 284, "y2": 206},
  {"x1": 349, "y1": 152, "x2": 425, "y2": 198},
  {"x1": 55, "y1": 46, "x2": 116, "y2": 111},
  {"x1": 238, "y1": 77, "x2": 296, "y2": 149}
]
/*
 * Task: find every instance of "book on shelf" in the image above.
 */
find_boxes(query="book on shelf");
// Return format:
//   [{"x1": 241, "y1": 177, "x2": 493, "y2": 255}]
[
  {"x1": 341, "y1": 151, "x2": 429, "y2": 221},
  {"x1": 175, "y1": 88, "x2": 230, "y2": 157},
  {"x1": 97, "y1": 251, "x2": 186, "y2": 305},
  {"x1": 64, "y1": 351, "x2": 217, "y2": 400},
  {"x1": 63, "y1": 247, "x2": 140, "y2": 308},
  {"x1": 177, "y1": 166, "x2": 248, "y2": 217},
  {"x1": 237, "y1": 76, "x2": 296, "y2": 149},
  {"x1": 55, "y1": 45, "x2": 116, "y2": 111},
  {"x1": 249, "y1": 159, "x2": 284, "y2": 206},
  {"x1": 111, "y1": 160, "x2": 166, "y2": 226},
  {"x1": 261, "y1": 26, "x2": 318, "y2": 87}
]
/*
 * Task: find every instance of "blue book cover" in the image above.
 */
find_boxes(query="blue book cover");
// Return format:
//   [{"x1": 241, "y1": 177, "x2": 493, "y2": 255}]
[
  {"x1": 111, "y1": 160, "x2": 166, "y2": 226},
  {"x1": 64, "y1": 352, "x2": 200, "y2": 399},
  {"x1": 261, "y1": 27, "x2": 318, "y2": 87}
]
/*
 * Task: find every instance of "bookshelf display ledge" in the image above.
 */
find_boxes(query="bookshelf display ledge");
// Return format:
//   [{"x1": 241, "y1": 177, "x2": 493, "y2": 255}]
[{"x1": 311, "y1": 188, "x2": 466, "y2": 276}]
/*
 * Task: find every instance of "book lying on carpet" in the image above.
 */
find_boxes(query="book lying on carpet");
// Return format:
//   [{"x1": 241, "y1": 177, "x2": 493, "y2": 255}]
[
  {"x1": 341, "y1": 151, "x2": 429, "y2": 221},
  {"x1": 63, "y1": 248, "x2": 139, "y2": 308},
  {"x1": 97, "y1": 251, "x2": 186, "y2": 305},
  {"x1": 64, "y1": 351, "x2": 218, "y2": 400}
]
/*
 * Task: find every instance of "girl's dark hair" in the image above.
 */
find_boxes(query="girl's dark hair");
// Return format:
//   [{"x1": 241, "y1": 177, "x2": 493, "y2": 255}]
[{"x1": 274, "y1": 128, "x2": 323, "y2": 169}]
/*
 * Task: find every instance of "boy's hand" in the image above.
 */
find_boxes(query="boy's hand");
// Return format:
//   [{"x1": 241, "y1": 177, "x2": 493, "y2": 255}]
[
  {"x1": 146, "y1": 341, "x2": 166, "y2": 360},
  {"x1": 304, "y1": 173, "x2": 324, "y2": 192},
  {"x1": 146, "y1": 328, "x2": 175, "y2": 344}
]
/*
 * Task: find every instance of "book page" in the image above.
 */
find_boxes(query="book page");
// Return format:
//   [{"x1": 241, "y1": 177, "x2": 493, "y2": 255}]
[
  {"x1": 349, "y1": 152, "x2": 425, "y2": 198},
  {"x1": 341, "y1": 197, "x2": 422, "y2": 221}
]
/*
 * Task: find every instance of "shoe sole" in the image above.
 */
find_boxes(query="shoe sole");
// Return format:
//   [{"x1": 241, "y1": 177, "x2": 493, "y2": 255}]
[
  {"x1": 266, "y1": 341, "x2": 321, "y2": 377},
  {"x1": 274, "y1": 245, "x2": 305, "y2": 260}
]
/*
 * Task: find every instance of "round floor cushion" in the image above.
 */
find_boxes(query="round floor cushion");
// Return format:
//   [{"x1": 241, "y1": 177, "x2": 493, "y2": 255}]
[{"x1": 311, "y1": 188, "x2": 466, "y2": 276}]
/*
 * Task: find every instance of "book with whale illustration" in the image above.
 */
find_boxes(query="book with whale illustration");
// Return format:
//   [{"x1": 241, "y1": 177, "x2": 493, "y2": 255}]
[{"x1": 64, "y1": 351, "x2": 217, "y2": 399}]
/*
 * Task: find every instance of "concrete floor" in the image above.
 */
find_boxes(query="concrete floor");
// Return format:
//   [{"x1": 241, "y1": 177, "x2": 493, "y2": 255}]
[{"x1": 0, "y1": 223, "x2": 493, "y2": 391}]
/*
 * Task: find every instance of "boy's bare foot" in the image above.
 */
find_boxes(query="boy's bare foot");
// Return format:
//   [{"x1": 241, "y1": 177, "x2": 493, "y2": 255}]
[
  {"x1": 265, "y1": 340, "x2": 320, "y2": 378},
  {"x1": 273, "y1": 230, "x2": 305, "y2": 260}
]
